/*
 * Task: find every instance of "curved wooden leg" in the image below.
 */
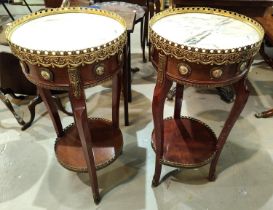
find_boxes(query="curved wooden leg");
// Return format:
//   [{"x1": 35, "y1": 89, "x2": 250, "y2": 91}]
[
  {"x1": 3, "y1": 88, "x2": 26, "y2": 100},
  {"x1": 152, "y1": 78, "x2": 173, "y2": 186},
  {"x1": 21, "y1": 95, "x2": 42, "y2": 130},
  {"x1": 0, "y1": 89, "x2": 26, "y2": 126},
  {"x1": 255, "y1": 109, "x2": 273, "y2": 118},
  {"x1": 208, "y1": 77, "x2": 249, "y2": 181},
  {"x1": 69, "y1": 90, "x2": 100, "y2": 204},
  {"x1": 152, "y1": 53, "x2": 172, "y2": 186},
  {"x1": 38, "y1": 88, "x2": 63, "y2": 137},
  {"x1": 112, "y1": 72, "x2": 121, "y2": 129},
  {"x1": 67, "y1": 67, "x2": 100, "y2": 204},
  {"x1": 22, "y1": 93, "x2": 72, "y2": 131},
  {"x1": 174, "y1": 83, "x2": 184, "y2": 119}
]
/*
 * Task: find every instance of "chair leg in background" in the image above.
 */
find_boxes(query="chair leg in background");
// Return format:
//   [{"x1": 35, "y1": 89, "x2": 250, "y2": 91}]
[
  {"x1": 21, "y1": 95, "x2": 42, "y2": 130},
  {"x1": 0, "y1": 89, "x2": 26, "y2": 126}
]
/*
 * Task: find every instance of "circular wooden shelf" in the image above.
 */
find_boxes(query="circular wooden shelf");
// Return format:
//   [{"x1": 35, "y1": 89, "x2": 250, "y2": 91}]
[
  {"x1": 55, "y1": 118, "x2": 123, "y2": 172},
  {"x1": 152, "y1": 117, "x2": 217, "y2": 168}
]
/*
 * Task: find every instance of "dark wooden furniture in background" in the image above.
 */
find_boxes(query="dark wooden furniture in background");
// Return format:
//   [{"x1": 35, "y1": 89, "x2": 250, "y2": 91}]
[
  {"x1": 149, "y1": 8, "x2": 264, "y2": 186},
  {"x1": 44, "y1": 0, "x2": 63, "y2": 7},
  {"x1": 0, "y1": 51, "x2": 35, "y2": 128},
  {"x1": 118, "y1": 11, "x2": 136, "y2": 125},
  {"x1": 6, "y1": 8, "x2": 126, "y2": 203},
  {"x1": 94, "y1": 0, "x2": 148, "y2": 63},
  {"x1": 0, "y1": 52, "x2": 71, "y2": 130},
  {"x1": 46, "y1": 0, "x2": 90, "y2": 7},
  {"x1": 166, "y1": 0, "x2": 273, "y2": 103},
  {"x1": 0, "y1": 3, "x2": 71, "y2": 130},
  {"x1": 90, "y1": 3, "x2": 136, "y2": 126},
  {"x1": 255, "y1": 11, "x2": 273, "y2": 118},
  {"x1": 169, "y1": 0, "x2": 273, "y2": 17}
]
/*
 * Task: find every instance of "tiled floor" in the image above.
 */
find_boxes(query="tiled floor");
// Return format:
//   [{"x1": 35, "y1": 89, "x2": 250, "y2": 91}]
[{"x1": 1, "y1": 4, "x2": 273, "y2": 210}]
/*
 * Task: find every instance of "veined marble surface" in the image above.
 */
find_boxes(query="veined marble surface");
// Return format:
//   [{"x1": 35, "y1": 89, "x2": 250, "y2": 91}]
[
  {"x1": 10, "y1": 13, "x2": 125, "y2": 51},
  {"x1": 152, "y1": 13, "x2": 261, "y2": 50}
]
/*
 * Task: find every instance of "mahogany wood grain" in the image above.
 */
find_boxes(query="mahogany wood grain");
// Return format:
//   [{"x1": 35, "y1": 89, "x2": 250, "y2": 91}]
[
  {"x1": 38, "y1": 87, "x2": 64, "y2": 137},
  {"x1": 68, "y1": 87, "x2": 100, "y2": 203},
  {"x1": 55, "y1": 118, "x2": 123, "y2": 171},
  {"x1": 25, "y1": 55, "x2": 121, "y2": 90},
  {"x1": 209, "y1": 77, "x2": 249, "y2": 180},
  {"x1": 112, "y1": 72, "x2": 121, "y2": 129},
  {"x1": 23, "y1": 54, "x2": 123, "y2": 203},
  {"x1": 151, "y1": 48, "x2": 248, "y2": 87},
  {"x1": 174, "y1": 83, "x2": 184, "y2": 119},
  {"x1": 152, "y1": 53, "x2": 173, "y2": 186},
  {"x1": 44, "y1": 0, "x2": 63, "y2": 8},
  {"x1": 152, "y1": 117, "x2": 217, "y2": 167}
]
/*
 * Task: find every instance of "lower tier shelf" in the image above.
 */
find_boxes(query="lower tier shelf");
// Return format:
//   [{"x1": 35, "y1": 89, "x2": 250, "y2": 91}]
[
  {"x1": 152, "y1": 117, "x2": 217, "y2": 168},
  {"x1": 55, "y1": 118, "x2": 123, "y2": 172}
]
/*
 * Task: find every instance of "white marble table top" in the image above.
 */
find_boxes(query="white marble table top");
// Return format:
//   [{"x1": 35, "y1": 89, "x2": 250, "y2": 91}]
[
  {"x1": 10, "y1": 13, "x2": 125, "y2": 52},
  {"x1": 151, "y1": 13, "x2": 261, "y2": 50}
]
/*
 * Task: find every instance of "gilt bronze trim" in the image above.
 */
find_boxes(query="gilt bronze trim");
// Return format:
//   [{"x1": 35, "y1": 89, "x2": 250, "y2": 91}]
[
  {"x1": 6, "y1": 7, "x2": 127, "y2": 68},
  {"x1": 149, "y1": 7, "x2": 264, "y2": 65}
]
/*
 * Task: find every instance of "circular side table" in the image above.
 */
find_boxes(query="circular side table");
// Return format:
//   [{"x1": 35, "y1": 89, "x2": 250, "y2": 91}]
[
  {"x1": 149, "y1": 7, "x2": 264, "y2": 186},
  {"x1": 6, "y1": 7, "x2": 127, "y2": 203}
]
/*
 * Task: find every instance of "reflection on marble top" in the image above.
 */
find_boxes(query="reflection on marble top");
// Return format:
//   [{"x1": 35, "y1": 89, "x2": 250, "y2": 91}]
[{"x1": 152, "y1": 13, "x2": 261, "y2": 50}]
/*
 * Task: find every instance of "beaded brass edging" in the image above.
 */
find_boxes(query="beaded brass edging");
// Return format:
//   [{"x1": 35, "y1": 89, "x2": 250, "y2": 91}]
[
  {"x1": 5, "y1": 7, "x2": 127, "y2": 68},
  {"x1": 55, "y1": 117, "x2": 123, "y2": 172},
  {"x1": 149, "y1": 7, "x2": 264, "y2": 65},
  {"x1": 151, "y1": 116, "x2": 217, "y2": 168}
]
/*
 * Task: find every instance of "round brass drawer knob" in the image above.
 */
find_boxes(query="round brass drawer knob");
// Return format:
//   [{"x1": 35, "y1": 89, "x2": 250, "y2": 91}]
[
  {"x1": 95, "y1": 65, "x2": 105, "y2": 76},
  {"x1": 178, "y1": 63, "x2": 191, "y2": 76},
  {"x1": 211, "y1": 68, "x2": 223, "y2": 79},
  {"x1": 40, "y1": 68, "x2": 53, "y2": 81}
]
